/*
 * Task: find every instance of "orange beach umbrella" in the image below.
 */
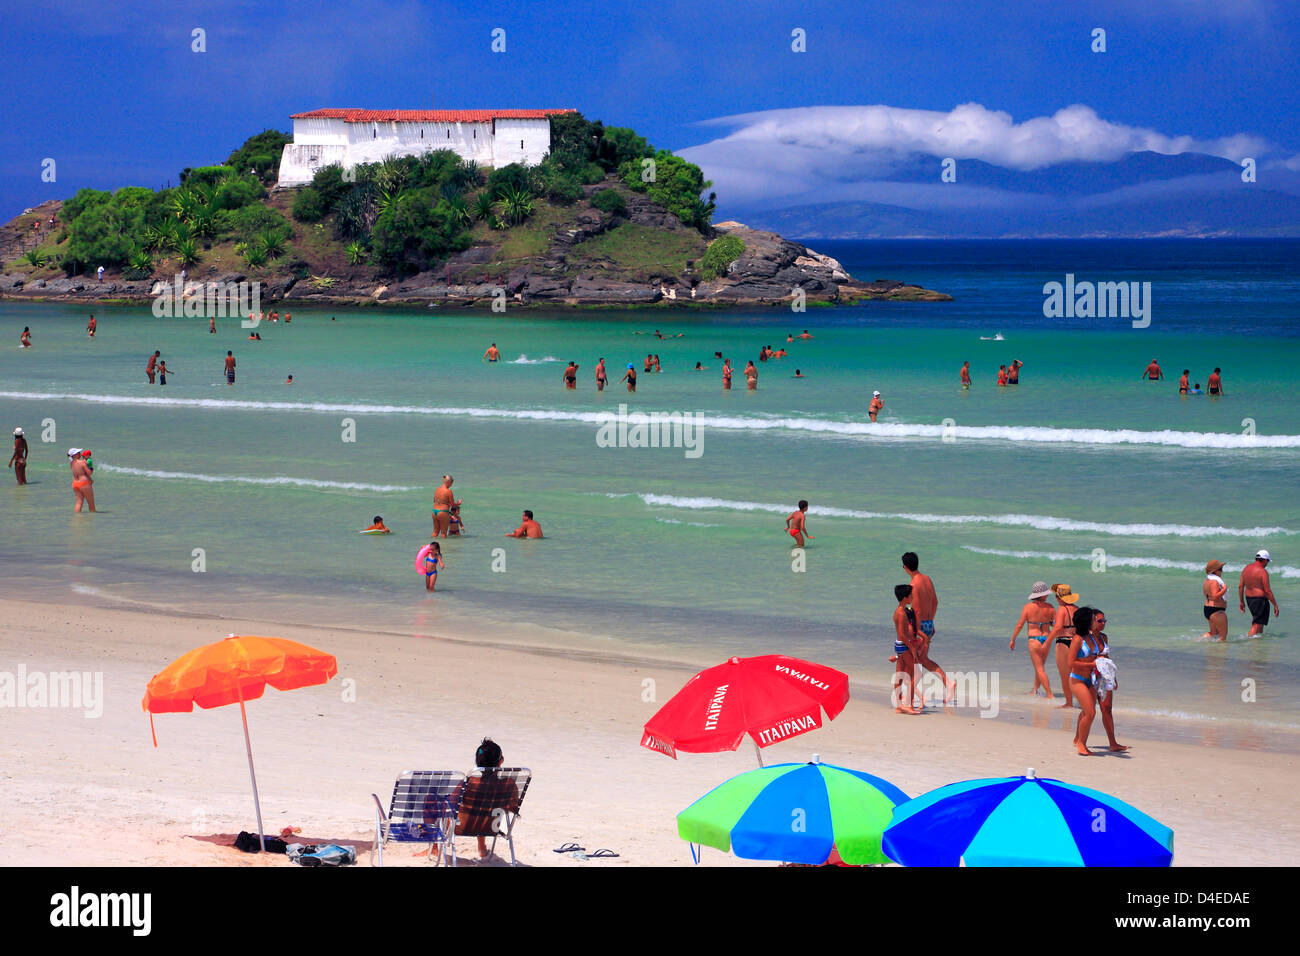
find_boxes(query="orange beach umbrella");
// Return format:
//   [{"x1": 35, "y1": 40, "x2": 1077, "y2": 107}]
[{"x1": 142, "y1": 634, "x2": 338, "y2": 851}]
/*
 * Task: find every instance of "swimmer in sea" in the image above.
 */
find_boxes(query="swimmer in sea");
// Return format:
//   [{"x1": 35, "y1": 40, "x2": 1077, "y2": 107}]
[
  {"x1": 595, "y1": 358, "x2": 607, "y2": 391},
  {"x1": 794, "y1": 369, "x2": 804, "y2": 378},
  {"x1": 9, "y1": 427, "x2": 28, "y2": 485},
  {"x1": 563, "y1": 361, "x2": 578, "y2": 389},
  {"x1": 653, "y1": 354, "x2": 661, "y2": 373},
  {"x1": 1191, "y1": 383, "x2": 1203, "y2": 395},
  {"x1": 621, "y1": 364, "x2": 637, "y2": 392},
  {"x1": 1008, "y1": 359, "x2": 1022, "y2": 384},
  {"x1": 1143, "y1": 359, "x2": 1163, "y2": 381},
  {"x1": 423, "y1": 540, "x2": 444, "y2": 591},
  {"x1": 960, "y1": 361, "x2": 971, "y2": 389},
  {"x1": 744, "y1": 361, "x2": 757, "y2": 390},
  {"x1": 868, "y1": 390, "x2": 883, "y2": 422},
  {"x1": 363, "y1": 516, "x2": 391, "y2": 534},
  {"x1": 20, "y1": 327, "x2": 32, "y2": 348},
  {"x1": 1208, "y1": 367, "x2": 1224, "y2": 396},
  {"x1": 483, "y1": 343, "x2": 501, "y2": 362},
  {"x1": 432, "y1": 475, "x2": 459, "y2": 538},
  {"x1": 798, "y1": 330, "x2": 813, "y2": 339},
  {"x1": 1179, "y1": 369, "x2": 1190, "y2": 394},
  {"x1": 87, "y1": 315, "x2": 96, "y2": 338},
  {"x1": 997, "y1": 365, "x2": 1008, "y2": 387},
  {"x1": 644, "y1": 354, "x2": 654, "y2": 373},
  {"x1": 890, "y1": 584, "x2": 921, "y2": 715},
  {"x1": 506, "y1": 509, "x2": 543, "y2": 538},
  {"x1": 224, "y1": 351, "x2": 236, "y2": 385},
  {"x1": 1010, "y1": 581, "x2": 1056, "y2": 697},
  {"x1": 722, "y1": 359, "x2": 732, "y2": 390},
  {"x1": 787, "y1": 334, "x2": 794, "y2": 343},
  {"x1": 285, "y1": 375, "x2": 294, "y2": 385},
  {"x1": 69, "y1": 448, "x2": 95, "y2": 513},
  {"x1": 785, "y1": 500, "x2": 813, "y2": 547},
  {"x1": 694, "y1": 361, "x2": 705, "y2": 370}
]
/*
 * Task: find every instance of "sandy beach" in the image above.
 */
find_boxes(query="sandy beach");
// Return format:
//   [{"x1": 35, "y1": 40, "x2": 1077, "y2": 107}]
[{"x1": 2, "y1": 596, "x2": 1295, "y2": 868}]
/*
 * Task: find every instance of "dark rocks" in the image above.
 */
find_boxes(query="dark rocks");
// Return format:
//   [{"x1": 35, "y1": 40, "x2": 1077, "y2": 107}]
[{"x1": 570, "y1": 276, "x2": 660, "y2": 303}]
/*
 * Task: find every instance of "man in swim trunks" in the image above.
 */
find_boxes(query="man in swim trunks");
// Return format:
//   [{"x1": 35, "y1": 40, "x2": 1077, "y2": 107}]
[
  {"x1": 506, "y1": 510, "x2": 543, "y2": 538},
  {"x1": 1007, "y1": 359, "x2": 1022, "y2": 384},
  {"x1": 8, "y1": 427, "x2": 28, "y2": 485},
  {"x1": 891, "y1": 584, "x2": 922, "y2": 715},
  {"x1": 1239, "y1": 549, "x2": 1279, "y2": 636},
  {"x1": 1179, "y1": 369, "x2": 1190, "y2": 394},
  {"x1": 1208, "y1": 367, "x2": 1224, "y2": 396},
  {"x1": 69, "y1": 448, "x2": 94, "y2": 513},
  {"x1": 224, "y1": 351, "x2": 236, "y2": 385},
  {"x1": 87, "y1": 314, "x2": 96, "y2": 338},
  {"x1": 1143, "y1": 359, "x2": 1163, "y2": 380},
  {"x1": 902, "y1": 550, "x2": 954, "y2": 703},
  {"x1": 621, "y1": 364, "x2": 637, "y2": 392},
  {"x1": 432, "y1": 475, "x2": 459, "y2": 537},
  {"x1": 209, "y1": 317, "x2": 216, "y2": 334},
  {"x1": 960, "y1": 361, "x2": 971, "y2": 388},
  {"x1": 483, "y1": 343, "x2": 501, "y2": 362},
  {"x1": 595, "y1": 358, "x2": 607, "y2": 391},
  {"x1": 146, "y1": 350, "x2": 160, "y2": 384},
  {"x1": 563, "y1": 361, "x2": 578, "y2": 389},
  {"x1": 785, "y1": 500, "x2": 813, "y2": 547},
  {"x1": 868, "y1": 390, "x2": 883, "y2": 422},
  {"x1": 722, "y1": 359, "x2": 732, "y2": 390},
  {"x1": 798, "y1": 330, "x2": 813, "y2": 339}
]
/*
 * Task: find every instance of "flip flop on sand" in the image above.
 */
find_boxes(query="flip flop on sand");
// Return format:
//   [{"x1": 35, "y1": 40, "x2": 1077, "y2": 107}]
[
  {"x1": 553, "y1": 842, "x2": 585, "y2": 854},
  {"x1": 588, "y1": 849, "x2": 619, "y2": 858}
]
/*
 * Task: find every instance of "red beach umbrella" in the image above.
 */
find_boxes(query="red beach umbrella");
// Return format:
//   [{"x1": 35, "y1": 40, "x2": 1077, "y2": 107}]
[{"x1": 640, "y1": 655, "x2": 850, "y2": 764}]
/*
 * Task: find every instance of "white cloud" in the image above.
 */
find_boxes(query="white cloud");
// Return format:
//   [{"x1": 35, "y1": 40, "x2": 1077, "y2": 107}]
[{"x1": 679, "y1": 103, "x2": 1272, "y2": 207}]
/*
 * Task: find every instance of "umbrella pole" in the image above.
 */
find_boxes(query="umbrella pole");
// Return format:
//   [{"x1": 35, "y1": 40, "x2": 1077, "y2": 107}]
[
  {"x1": 753, "y1": 740, "x2": 764, "y2": 767},
  {"x1": 238, "y1": 697, "x2": 266, "y2": 852}
]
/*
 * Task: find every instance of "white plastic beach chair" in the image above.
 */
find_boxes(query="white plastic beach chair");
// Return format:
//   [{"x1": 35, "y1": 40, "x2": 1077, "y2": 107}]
[
  {"x1": 372, "y1": 770, "x2": 467, "y2": 867},
  {"x1": 455, "y1": 767, "x2": 532, "y2": 866}
]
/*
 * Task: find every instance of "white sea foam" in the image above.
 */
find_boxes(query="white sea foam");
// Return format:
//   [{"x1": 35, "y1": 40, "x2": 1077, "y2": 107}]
[
  {"x1": 614, "y1": 492, "x2": 1291, "y2": 539},
  {"x1": 507, "y1": 354, "x2": 560, "y2": 364},
  {"x1": 654, "y1": 517, "x2": 722, "y2": 528},
  {"x1": 98, "y1": 464, "x2": 415, "y2": 493},
  {"x1": 6, "y1": 390, "x2": 1299, "y2": 449},
  {"x1": 962, "y1": 545, "x2": 1300, "y2": 578}
]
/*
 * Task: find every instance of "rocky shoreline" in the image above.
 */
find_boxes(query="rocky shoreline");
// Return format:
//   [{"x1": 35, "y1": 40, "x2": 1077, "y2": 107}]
[{"x1": 1, "y1": 199, "x2": 950, "y2": 309}]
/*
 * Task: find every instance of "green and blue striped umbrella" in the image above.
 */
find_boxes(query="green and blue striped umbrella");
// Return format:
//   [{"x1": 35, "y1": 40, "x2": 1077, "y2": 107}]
[
  {"x1": 882, "y1": 770, "x2": 1174, "y2": 866},
  {"x1": 678, "y1": 760, "x2": 909, "y2": 865}
]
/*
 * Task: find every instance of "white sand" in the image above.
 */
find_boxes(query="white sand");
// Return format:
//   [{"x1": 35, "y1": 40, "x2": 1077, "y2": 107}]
[{"x1": 1, "y1": 598, "x2": 1295, "y2": 866}]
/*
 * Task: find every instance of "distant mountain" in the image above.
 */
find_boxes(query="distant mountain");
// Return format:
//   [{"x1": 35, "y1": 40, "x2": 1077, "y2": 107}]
[{"x1": 714, "y1": 151, "x2": 1300, "y2": 238}]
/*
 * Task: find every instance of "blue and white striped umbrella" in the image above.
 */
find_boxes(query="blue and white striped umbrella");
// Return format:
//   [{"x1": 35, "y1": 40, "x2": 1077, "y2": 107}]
[{"x1": 882, "y1": 770, "x2": 1173, "y2": 867}]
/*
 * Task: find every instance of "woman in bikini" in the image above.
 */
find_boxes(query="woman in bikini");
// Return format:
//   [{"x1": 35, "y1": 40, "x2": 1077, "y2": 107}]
[
  {"x1": 1091, "y1": 609, "x2": 1128, "y2": 752},
  {"x1": 1067, "y1": 606, "x2": 1103, "y2": 755},
  {"x1": 1048, "y1": 583, "x2": 1080, "y2": 708},
  {"x1": 1201, "y1": 559, "x2": 1228, "y2": 642},
  {"x1": 1010, "y1": 581, "x2": 1056, "y2": 697}
]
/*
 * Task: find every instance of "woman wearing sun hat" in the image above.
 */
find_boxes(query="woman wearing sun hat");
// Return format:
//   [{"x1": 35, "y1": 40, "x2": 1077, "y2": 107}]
[
  {"x1": 1048, "y1": 583, "x2": 1081, "y2": 708},
  {"x1": 1202, "y1": 560, "x2": 1229, "y2": 642},
  {"x1": 8, "y1": 427, "x2": 28, "y2": 485},
  {"x1": 1010, "y1": 581, "x2": 1057, "y2": 698}
]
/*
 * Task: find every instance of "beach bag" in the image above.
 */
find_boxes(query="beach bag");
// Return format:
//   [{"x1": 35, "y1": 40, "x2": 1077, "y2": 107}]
[{"x1": 287, "y1": 843, "x2": 357, "y2": 867}]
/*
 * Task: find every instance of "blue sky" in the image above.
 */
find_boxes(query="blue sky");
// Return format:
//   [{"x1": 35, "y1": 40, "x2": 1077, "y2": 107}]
[{"x1": 2, "y1": 0, "x2": 1298, "y2": 229}]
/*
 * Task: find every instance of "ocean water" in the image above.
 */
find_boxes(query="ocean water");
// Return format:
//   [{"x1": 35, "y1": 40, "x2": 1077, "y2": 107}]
[{"x1": 2, "y1": 239, "x2": 1298, "y2": 749}]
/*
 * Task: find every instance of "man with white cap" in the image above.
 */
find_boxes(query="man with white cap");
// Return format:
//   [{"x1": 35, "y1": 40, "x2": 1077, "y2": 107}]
[
  {"x1": 1239, "y1": 550, "x2": 1279, "y2": 636},
  {"x1": 68, "y1": 448, "x2": 95, "y2": 513},
  {"x1": 8, "y1": 427, "x2": 28, "y2": 485},
  {"x1": 868, "y1": 390, "x2": 883, "y2": 422}
]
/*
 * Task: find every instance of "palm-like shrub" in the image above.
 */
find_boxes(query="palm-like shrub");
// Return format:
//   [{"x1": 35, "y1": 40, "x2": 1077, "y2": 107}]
[
  {"x1": 242, "y1": 244, "x2": 268, "y2": 267},
  {"x1": 174, "y1": 237, "x2": 200, "y2": 268},
  {"x1": 494, "y1": 185, "x2": 533, "y2": 226},
  {"x1": 345, "y1": 241, "x2": 367, "y2": 265},
  {"x1": 445, "y1": 195, "x2": 471, "y2": 227},
  {"x1": 257, "y1": 228, "x2": 288, "y2": 259},
  {"x1": 124, "y1": 249, "x2": 154, "y2": 279},
  {"x1": 472, "y1": 192, "x2": 496, "y2": 222},
  {"x1": 23, "y1": 247, "x2": 50, "y2": 268}
]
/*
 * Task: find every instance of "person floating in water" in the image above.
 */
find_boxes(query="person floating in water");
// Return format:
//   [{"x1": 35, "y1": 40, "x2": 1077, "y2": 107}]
[
  {"x1": 363, "y1": 516, "x2": 391, "y2": 534},
  {"x1": 506, "y1": 509, "x2": 543, "y2": 538}
]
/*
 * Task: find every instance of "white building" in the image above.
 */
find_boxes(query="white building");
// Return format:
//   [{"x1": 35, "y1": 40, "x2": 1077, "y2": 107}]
[{"x1": 276, "y1": 108, "x2": 575, "y2": 188}]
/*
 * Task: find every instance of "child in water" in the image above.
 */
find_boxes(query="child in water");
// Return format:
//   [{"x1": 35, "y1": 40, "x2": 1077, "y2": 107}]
[
  {"x1": 423, "y1": 541, "x2": 444, "y2": 591},
  {"x1": 448, "y1": 503, "x2": 466, "y2": 536}
]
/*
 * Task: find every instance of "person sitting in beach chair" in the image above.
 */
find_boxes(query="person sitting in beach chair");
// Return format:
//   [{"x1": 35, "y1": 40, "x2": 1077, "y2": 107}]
[
  {"x1": 456, "y1": 738, "x2": 531, "y2": 865},
  {"x1": 371, "y1": 770, "x2": 467, "y2": 866}
]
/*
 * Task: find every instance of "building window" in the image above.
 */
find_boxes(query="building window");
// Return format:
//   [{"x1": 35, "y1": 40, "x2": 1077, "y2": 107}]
[
  {"x1": 473, "y1": 129, "x2": 476, "y2": 138},
  {"x1": 446, "y1": 129, "x2": 450, "y2": 139},
  {"x1": 521, "y1": 140, "x2": 524, "y2": 149},
  {"x1": 373, "y1": 126, "x2": 377, "y2": 139}
]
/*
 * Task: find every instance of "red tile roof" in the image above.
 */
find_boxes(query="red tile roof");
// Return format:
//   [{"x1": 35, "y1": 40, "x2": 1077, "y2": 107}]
[{"x1": 290, "y1": 108, "x2": 575, "y2": 123}]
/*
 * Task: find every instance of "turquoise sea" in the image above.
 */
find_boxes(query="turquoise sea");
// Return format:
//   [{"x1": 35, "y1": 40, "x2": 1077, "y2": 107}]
[{"x1": 3, "y1": 239, "x2": 1298, "y2": 749}]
